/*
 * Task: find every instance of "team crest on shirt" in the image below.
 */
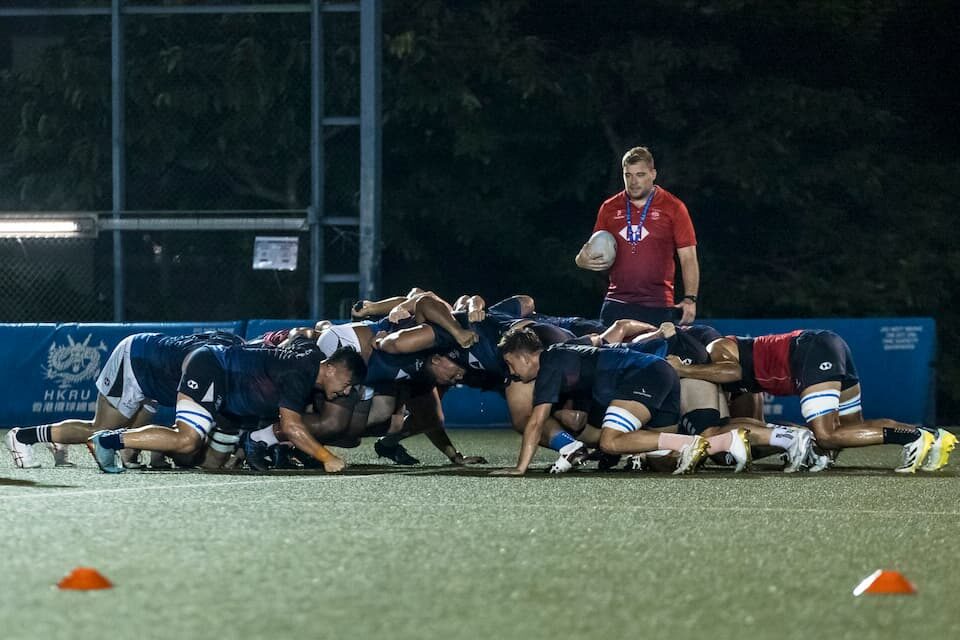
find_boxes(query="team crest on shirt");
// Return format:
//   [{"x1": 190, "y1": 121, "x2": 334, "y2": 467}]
[
  {"x1": 819, "y1": 362, "x2": 833, "y2": 371},
  {"x1": 43, "y1": 334, "x2": 109, "y2": 389},
  {"x1": 650, "y1": 209, "x2": 661, "y2": 220},
  {"x1": 614, "y1": 210, "x2": 625, "y2": 219},
  {"x1": 619, "y1": 225, "x2": 649, "y2": 242}
]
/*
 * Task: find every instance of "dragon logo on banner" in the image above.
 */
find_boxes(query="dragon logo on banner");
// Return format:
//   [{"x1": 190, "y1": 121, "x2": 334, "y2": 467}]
[{"x1": 44, "y1": 334, "x2": 109, "y2": 389}]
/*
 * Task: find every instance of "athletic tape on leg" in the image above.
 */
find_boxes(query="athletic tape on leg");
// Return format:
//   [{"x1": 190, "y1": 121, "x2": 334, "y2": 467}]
[
  {"x1": 838, "y1": 393, "x2": 861, "y2": 416},
  {"x1": 210, "y1": 430, "x2": 240, "y2": 454},
  {"x1": 602, "y1": 406, "x2": 642, "y2": 433},
  {"x1": 175, "y1": 398, "x2": 214, "y2": 440},
  {"x1": 800, "y1": 390, "x2": 840, "y2": 422}
]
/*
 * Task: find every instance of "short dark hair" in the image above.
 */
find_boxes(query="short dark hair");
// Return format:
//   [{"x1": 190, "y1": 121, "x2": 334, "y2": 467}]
[
  {"x1": 325, "y1": 346, "x2": 367, "y2": 384},
  {"x1": 498, "y1": 327, "x2": 543, "y2": 355},
  {"x1": 622, "y1": 146, "x2": 655, "y2": 169}
]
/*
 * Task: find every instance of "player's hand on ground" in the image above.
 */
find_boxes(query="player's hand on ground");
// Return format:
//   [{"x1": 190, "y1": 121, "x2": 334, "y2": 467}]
[
  {"x1": 323, "y1": 457, "x2": 347, "y2": 473},
  {"x1": 451, "y1": 453, "x2": 488, "y2": 465},
  {"x1": 490, "y1": 467, "x2": 526, "y2": 476}
]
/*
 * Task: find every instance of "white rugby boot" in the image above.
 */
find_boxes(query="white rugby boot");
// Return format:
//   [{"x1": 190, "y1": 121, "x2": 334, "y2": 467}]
[
  {"x1": 782, "y1": 427, "x2": 814, "y2": 474},
  {"x1": 894, "y1": 430, "x2": 935, "y2": 474},
  {"x1": 5, "y1": 429, "x2": 40, "y2": 469}
]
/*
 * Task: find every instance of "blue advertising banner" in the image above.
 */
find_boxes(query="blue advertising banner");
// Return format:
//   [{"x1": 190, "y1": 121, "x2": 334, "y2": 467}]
[{"x1": 0, "y1": 322, "x2": 244, "y2": 428}]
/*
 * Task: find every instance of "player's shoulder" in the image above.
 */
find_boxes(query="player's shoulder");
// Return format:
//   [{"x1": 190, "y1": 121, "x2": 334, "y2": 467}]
[{"x1": 655, "y1": 187, "x2": 688, "y2": 212}]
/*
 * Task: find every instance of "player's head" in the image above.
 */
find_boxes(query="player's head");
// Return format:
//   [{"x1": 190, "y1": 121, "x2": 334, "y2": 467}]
[
  {"x1": 498, "y1": 327, "x2": 543, "y2": 383},
  {"x1": 425, "y1": 351, "x2": 466, "y2": 386},
  {"x1": 317, "y1": 347, "x2": 367, "y2": 399},
  {"x1": 621, "y1": 146, "x2": 657, "y2": 200}
]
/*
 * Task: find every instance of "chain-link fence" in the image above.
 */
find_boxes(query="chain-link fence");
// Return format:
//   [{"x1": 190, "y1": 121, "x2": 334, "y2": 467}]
[{"x1": 0, "y1": 2, "x2": 369, "y2": 322}]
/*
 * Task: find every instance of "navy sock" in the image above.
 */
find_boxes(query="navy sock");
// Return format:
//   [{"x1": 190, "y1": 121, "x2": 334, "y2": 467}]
[
  {"x1": 882, "y1": 428, "x2": 919, "y2": 446},
  {"x1": 99, "y1": 430, "x2": 124, "y2": 450},
  {"x1": 15, "y1": 426, "x2": 50, "y2": 445}
]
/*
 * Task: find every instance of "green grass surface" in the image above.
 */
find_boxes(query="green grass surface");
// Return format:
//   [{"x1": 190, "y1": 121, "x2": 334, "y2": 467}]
[{"x1": 1, "y1": 429, "x2": 958, "y2": 640}]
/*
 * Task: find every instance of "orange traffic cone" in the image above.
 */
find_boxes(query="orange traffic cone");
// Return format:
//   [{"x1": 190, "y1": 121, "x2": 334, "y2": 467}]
[
  {"x1": 852, "y1": 570, "x2": 916, "y2": 596},
  {"x1": 57, "y1": 567, "x2": 113, "y2": 590}
]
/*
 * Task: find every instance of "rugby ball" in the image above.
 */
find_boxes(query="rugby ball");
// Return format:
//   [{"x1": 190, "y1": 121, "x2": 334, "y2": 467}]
[{"x1": 585, "y1": 230, "x2": 617, "y2": 268}]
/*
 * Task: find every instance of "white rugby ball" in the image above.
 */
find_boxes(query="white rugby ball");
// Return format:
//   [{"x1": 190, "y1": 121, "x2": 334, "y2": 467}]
[{"x1": 586, "y1": 230, "x2": 617, "y2": 268}]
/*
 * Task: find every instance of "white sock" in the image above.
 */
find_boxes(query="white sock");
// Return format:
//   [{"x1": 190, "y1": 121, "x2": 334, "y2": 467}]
[
  {"x1": 250, "y1": 425, "x2": 279, "y2": 447},
  {"x1": 558, "y1": 440, "x2": 584, "y2": 456},
  {"x1": 768, "y1": 425, "x2": 796, "y2": 451}
]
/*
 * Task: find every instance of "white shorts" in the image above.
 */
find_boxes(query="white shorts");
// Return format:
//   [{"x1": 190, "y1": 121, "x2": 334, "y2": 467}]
[
  {"x1": 95, "y1": 335, "x2": 158, "y2": 419},
  {"x1": 317, "y1": 324, "x2": 362, "y2": 356}
]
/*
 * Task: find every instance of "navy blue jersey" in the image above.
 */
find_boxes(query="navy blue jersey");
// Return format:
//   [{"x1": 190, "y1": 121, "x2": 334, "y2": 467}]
[
  {"x1": 365, "y1": 349, "x2": 434, "y2": 391},
  {"x1": 130, "y1": 331, "x2": 243, "y2": 406},
  {"x1": 530, "y1": 313, "x2": 606, "y2": 337},
  {"x1": 431, "y1": 311, "x2": 513, "y2": 386},
  {"x1": 532, "y1": 344, "x2": 670, "y2": 409},
  {"x1": 210, "y1": 344, "x2": 323, "y2": 419},
  {"x1": 366, "y1": 316, "x2": 418, "y2": 334}
]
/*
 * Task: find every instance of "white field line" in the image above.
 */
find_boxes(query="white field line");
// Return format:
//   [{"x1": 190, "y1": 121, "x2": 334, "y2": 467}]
[
  {"x1": 0, "y1": 474, "x2": 370, "y2": 501},
  {"x1": 1, "y1": 476, "x2": 958, "y2": 517}
]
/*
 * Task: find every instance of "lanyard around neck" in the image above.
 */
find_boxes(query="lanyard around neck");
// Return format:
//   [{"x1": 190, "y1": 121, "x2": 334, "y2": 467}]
[{"x1": 625, "y1": 187, "x2": 656, "y2": 248}]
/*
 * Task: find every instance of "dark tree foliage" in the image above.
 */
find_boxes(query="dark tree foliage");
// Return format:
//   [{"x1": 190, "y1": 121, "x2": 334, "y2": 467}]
[{"x1": 0, "y1": 0, "x2": 958, "y2": 418}]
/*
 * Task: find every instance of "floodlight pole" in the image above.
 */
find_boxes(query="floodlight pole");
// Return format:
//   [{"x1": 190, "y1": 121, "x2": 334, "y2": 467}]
[
  {"x1": 111, "y1": 0, "x2": 126, "y2": 321},
  {"x1": 309, "y1": 0, "x2": 325, "y2": 318},
  {"x1": 359, "y1": 0, "x2": 381, "y2": 302}
]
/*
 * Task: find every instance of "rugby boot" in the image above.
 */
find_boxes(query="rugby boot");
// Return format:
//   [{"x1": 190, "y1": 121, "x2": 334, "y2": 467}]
[
  {"x1": 5, "y1": 428, "x2": 40, "y2": 469},
  {"x1": 727, "y1": 428, "x2": 753, "y2": 473},
  {"x1": 241, "y1": 433, "x2": 272, "y2": 472},
  {"x1": 894, "y1": 429, "x2": 935, "y2": 474},
  {"x1": 374, "y1": 437, "x2": 420, "y2": 465},
  {"x1": 782, "y1": 427, "x2": 814, "y2": 473},
  {"x1": 548, "y1": 440, "x2": 588, "y2": 473},
  {"x1": 920, "y1": 428, "x2": 957, "y2": 472},
  {"x1": 622, "y1": 454, "x2": 646, "y2": 472},
  {"x1": 673, "y1": 436, "x2": 709, "y2": 474},
  {"x1": 86, "y1": 431, "x2": 125, "y2": 474}
]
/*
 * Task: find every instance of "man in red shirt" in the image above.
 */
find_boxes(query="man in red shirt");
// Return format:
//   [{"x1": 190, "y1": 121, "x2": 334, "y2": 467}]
[{"x1": 576, "y1": 146, "x2": 699, "y2": 326}]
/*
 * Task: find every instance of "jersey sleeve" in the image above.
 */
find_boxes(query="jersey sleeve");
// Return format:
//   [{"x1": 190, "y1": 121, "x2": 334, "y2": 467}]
[
  {"x1": 591, "y1": 202, "x2": 607, "y2": 233},
  {"x1": 672, "y1": 200, "x2": 697, "y2": 248}
]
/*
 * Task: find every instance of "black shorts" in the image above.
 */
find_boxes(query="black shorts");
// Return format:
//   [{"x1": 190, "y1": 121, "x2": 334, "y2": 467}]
[
  {"x1": 600, "y1": 300, "x2": 681, "y2": 326},
  {"x1": 790, "y1": 330, "x2": 859, "y2": 392},
  {"x1": 178, "y1": 347, "x2": 228, "y2": 418},
  {"x1": 595, "y1": 358, "x2": 681, "y2": 428}
]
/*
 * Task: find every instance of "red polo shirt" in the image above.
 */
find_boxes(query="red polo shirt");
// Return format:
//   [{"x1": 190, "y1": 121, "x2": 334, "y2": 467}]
[{"x1": 592, "y1": 187, "x2": 696, "y2": 306}]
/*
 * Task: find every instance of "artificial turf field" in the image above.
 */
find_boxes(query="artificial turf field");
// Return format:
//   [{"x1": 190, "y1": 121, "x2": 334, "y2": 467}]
[{"x1": 1, "y1": 429, "x2": 958, "y2": 640}]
